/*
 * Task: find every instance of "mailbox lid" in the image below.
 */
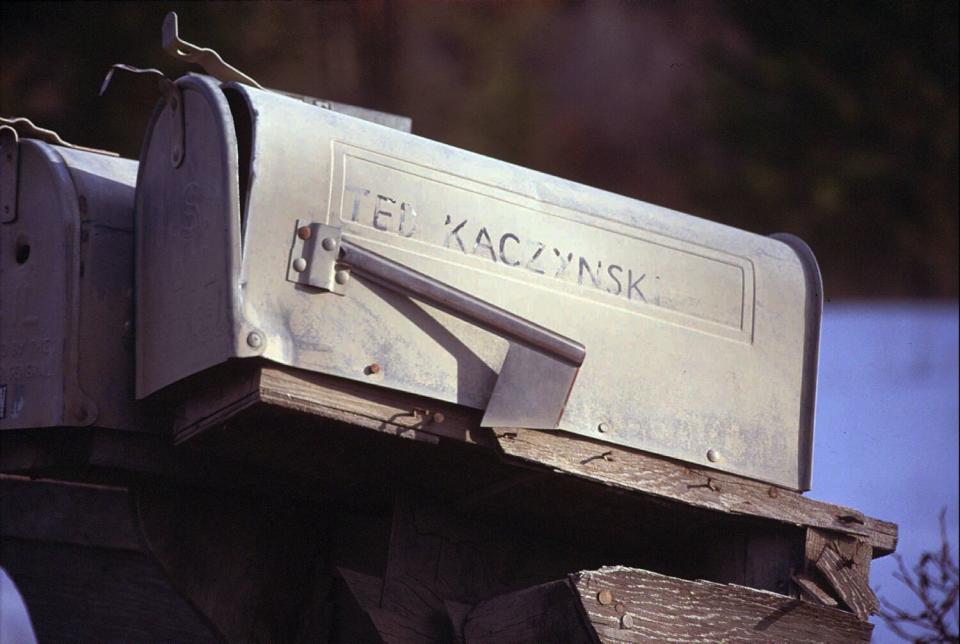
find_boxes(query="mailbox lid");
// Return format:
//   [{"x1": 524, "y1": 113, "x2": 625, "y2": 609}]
[
  {"x1": 134, "y1": 74, "x2": 253, "y2": 399},
  {"x1": 135, "y1": 76, "x2": 819, "y2": 490},
  {"x1": 0, "y1": 138, "x2": 138, "y2": 429}
]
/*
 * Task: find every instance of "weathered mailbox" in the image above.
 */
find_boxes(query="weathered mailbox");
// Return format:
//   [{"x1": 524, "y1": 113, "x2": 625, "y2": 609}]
[
  {"x1": 0, "y1": 119, "x2": 139, "y2": 430},
  {"x1": 134, "y1": 70, "x2": 822, "y2": 490}
]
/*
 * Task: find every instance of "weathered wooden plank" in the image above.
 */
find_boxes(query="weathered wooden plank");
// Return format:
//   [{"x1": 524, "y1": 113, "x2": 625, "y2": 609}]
[
  {"x1": 0, "y1": 474, "x2": 141, "y2": 551},
  {"x1": 1, "y1": 538, "x2": 217, "y2": 643},
  {"x1": 793, "y1": 572, "x2": 839, "y2": 607},
  {"x1": 805, "y1": 527, "x2": 878, "y2": 620},
  {"x1": 174, "y1": 361, "x2": 495, "y2": 447},
  {"x1": 496, "y1": 428, "x2": 897, "y2": 555},
  {"x1": 451, "y1": 579, "x2": 596, "y2": 644},
  {"x1": 573, "y1": 566, "x2": 873, "y2": 642}
]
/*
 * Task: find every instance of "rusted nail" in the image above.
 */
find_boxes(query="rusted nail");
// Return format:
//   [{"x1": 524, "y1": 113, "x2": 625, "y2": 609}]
[
  {"x1": 601, "y1": 451, "x2": 614, "y2": 462},
  {"x1": 707, "y1": 478, "x2": 721, "y2": 492},
  {"x1": 614, "y1": 602, "x2": 627, "y2": 615},
  {"x1": 768, "y1": 486, "x2": 780, "y2": 498},
  {"x1": 432, "y1": 412, "x2": 445, "y2": 424},
  {"x1": 297, "y1": 225, "x2": 312, "y2": 240},
  {"x1": 597, "y1": 590, "x2": 613, "y2": 605},
  {"x1": 366, "y1": 363, "x2": 382, "y2": 375},
  {"x1": 621, "y1": 614, "x2": 634, "y2": 629}
]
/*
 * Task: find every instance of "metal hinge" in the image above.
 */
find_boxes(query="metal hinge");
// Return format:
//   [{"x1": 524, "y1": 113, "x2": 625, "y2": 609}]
[{"x1": 0, "y1": 125, "x2": 19, "y2": 224}]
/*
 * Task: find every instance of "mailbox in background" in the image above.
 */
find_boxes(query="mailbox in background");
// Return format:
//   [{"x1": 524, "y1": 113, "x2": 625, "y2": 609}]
[
  {"x1": 0, "y1": 121, "x2": 140, "y2": 431},
  {"x1": 135, "y1": 73, "x2": 822, "y2": 491}
]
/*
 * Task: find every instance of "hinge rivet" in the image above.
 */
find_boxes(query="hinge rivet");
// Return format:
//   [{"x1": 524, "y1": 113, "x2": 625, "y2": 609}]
[
  {"x1": 297, "y1": 226, "x2": 312, "y2": 240},
  {"x1": 335, "y1": 269, "x2": 350, "y2": 285},
  {"x1": 322, "y1": 237, "x2": 337, "y2": 251},
  {"x1": 707, "y1": 448, "x2": 721, "y2": 463},
  {"x1": 292, "y1": 257, "x2": 307, "y2": 272},
  {"x1": 246, "y1": 331, "x2": 264, "y2": 349}
]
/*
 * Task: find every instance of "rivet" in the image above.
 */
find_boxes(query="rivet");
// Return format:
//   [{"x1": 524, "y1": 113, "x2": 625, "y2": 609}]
[
  {"x1": 707, "y1": 448, "x2": 721, "y2": 463},
  {"x1": 297, "y1": 226, "x2": 312, "y2": 240},
  {"x1": 335, "y1": 270, "x2": 350, "y2": 285},
  {"x1": 597, "y1": 590, "x2": 613, "y2": 605},
  {"x1": 321, "y1": 236, "x2": 337, "y2": 251},
  {"x1": 621, "y1": 614, "x2": 634, "y2": 629},
  {"x1": 597, "y1": 422, "x2": 609, "y2": 433},
  {"x1": 432, "y1": 412, "x2": 445, "y2": 424},
  {"x1": 367, "y1": 363, "x2": 382, "y2": 375},
  {"x1": 292, "y1": 257, "x2": 307, "y2": 272},
  {"x1": 246, "y1": 331, "x2": 263, "y2": 349},
  {"x1": 614, "y1": 602, "x2": 626, "y2": 615}
]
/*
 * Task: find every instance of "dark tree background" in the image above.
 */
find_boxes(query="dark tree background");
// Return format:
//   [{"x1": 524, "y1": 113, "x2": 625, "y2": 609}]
[{"x1": 1, "y1": 1, "x2": 956, "y2": 298}]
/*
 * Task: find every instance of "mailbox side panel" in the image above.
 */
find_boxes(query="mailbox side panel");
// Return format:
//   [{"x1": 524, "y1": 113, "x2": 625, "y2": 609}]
[
  {"x1": 228, "y1": 85, "x2": 818, "y2": 489},
  {"x1": 57, "y1": 148, "x2": 141, "y2": 430},
  {"x1": 135, "y1": 75, "x2": 247, "y2": 398}
]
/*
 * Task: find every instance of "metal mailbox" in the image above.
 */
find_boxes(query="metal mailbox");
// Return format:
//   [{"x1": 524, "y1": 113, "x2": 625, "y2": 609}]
[
  {"x1": 135, "y1": 74, "x2": 822, "y2": 490},
  {"x1": 0, "y1": 120, "x2": 140, "y2": 430}
]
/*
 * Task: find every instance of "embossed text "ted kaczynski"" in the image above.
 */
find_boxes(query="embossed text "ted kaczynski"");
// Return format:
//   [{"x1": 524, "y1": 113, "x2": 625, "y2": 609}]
[{"x1": 342, "y1": 185, "x2": 651, "y2": 303}]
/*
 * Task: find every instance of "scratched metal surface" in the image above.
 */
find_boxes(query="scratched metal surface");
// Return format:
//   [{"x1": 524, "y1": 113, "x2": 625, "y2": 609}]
[
  {"x1": 135, "y1": 74, "x2": 821, "y2": 490},
  {"x1": 0, "y1": 138, "x2": 139, "y2": 430}
]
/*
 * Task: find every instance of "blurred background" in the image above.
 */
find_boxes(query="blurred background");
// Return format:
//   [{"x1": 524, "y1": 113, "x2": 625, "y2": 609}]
[{"x1": 2, "y1": 2, "x2": 957, "y2": 640}]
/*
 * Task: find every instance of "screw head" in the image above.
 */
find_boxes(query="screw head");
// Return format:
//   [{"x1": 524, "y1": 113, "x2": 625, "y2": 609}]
[
  {"x1": 292, "y1": 257, "x2": 307, "y2": 272},
  {"x1": 297, "y1": 225, "x2": 312, "y2": 240},
  {"x1": 597, "y1": 590, "x2": 613, "y2": 605},
  {"x1": 621, "y1": 614, "x2": 634, "y2": 629},
  {"x1": 366, "y1": 363, "x2": 382, "y2": 375},
  {"x1": 768, "y1": 486, "x2": 780, "y2": 498},
  {"x1": 321, "y1": 236, "x2": 337, "y2": 251},
  {"x1": 432, "y1": 412, "x2": 445, "y2": 424},
  {"x1": 335, "y1": 270, "x2": 350, "y2": 285},
  {"x1": 246, "y1": 331, "x2": 263, "y2": 349},
  {"x1": 614, "y1": 602, "x2": 627, "y2": 616},
  {"x1": 707, "y1": 448, "x2": 721, "y2": 463},
  {"x1": 597, "y1": 422, "x2": 609, "y2": 433}
]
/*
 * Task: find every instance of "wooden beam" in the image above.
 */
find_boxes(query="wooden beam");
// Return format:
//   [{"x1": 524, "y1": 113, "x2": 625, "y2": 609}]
[
  {"x1": 495, "y1": 428, "x2": 897, "y2": 556},
  {"x1": 170, "y1": 362, "x2": 896, "y2": 558},
  {"x1": 174, "y1": 362, "x2": 495, "y2": 448},
  {"x1": 573, "y1": 566, "x2": 873, "y2": 642},
  {"x1": 805, "y1": 527, "x2": 878, "y2": 620},
  {"x1": 0, "y1": 475, "x2": 141, "y2": 551}
]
